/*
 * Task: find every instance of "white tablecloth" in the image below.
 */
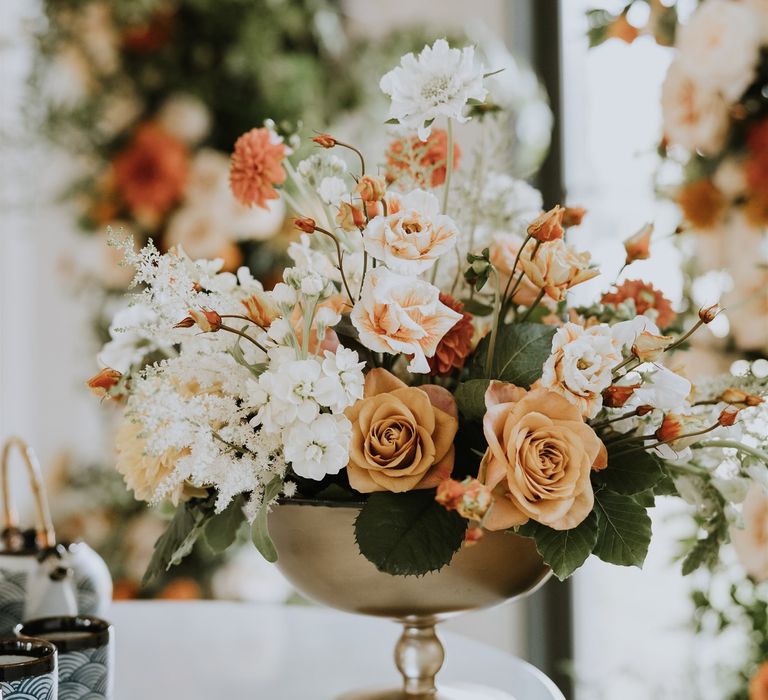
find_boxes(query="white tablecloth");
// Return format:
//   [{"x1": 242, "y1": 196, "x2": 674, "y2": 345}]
[{"x1": 109, "y1": 601, "x2": 563, "y2": 700}]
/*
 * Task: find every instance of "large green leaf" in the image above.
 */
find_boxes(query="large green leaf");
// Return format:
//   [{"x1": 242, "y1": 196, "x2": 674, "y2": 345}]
[
  {"x1": 204, "y1": 495, "x2": 246, "y2": 554},
  {"x1": 355, "y1": 490, "x2": 467, "y2": 576},
  {"x1": 594, "y1": 449, "x2": 664, "y2": 496},
  {"x1": 592, "y1": 490, "x2": 652, "y2": 568},
  {"x1": 142, "y1": 499, "x2": 215, "y2": 585},
  {"x1": 454, "y1": 379, "x2": 490, "y2": 422},
  {"x1": 517, "y1": 510, "x2": 599, "y2": 581},
  {"x1": 251, "y1": 475, "x2": 284, "y2": 563},
  {"x1": 471, "y1": 323, "x2": 555, "y2": 387}
]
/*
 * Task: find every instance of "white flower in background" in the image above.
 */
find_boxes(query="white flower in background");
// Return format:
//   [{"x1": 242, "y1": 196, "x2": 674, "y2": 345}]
[
  {"x1": 351, "y1": 267, "x2": 461, "y2": 373},
  {"x1": 315, "y1": 348, "x2": 365, "y2": 414},
  {"x1": 540, "y1": 323, "x2": 622, "y2": 419},
  {"x1": 713, "y1": 158, "x2": 747, "y2": 200},
  {"x1": 363, "y1": 189, "x2": 459, "y2": 274},
  {"x1": 98, "y1": 303, "x2": 169, "y2": 373},
  {"x1": 297, "y1": 153, "x2": 347, "y2": 188},
  {"x1": 661, "y1": 59, "x2": 729, "y2": 155},
  {"x1": 474, "y1": 172, "x2": 543, "y2": 233},
  {"x1": 165, "y1": 204, "x2": 230, "y2": 260},
  {"x1": 283, "y1": 413, "x2": 352, "y2": 480},
  {"x1": 677, "y1": 0, "x2": 762, "y2": 103},
  {"x1": 270, "y1": 282, "x2": 298, "y2": 308},
  {"x1": 379, "y1": 39, "x2": 487, "y2": 140},
  {"x1": 157, "y1": 93, "x2": 212, "y2": 145},
  {"x1": 712, "y1": 475, "x2": 751, "y2": 504},
  {"x1": 288, "y1": 234, "x2": 342, "y2": 284},
  {"x1": 210, "y1": 547, "x2": 292, "y2": 603},
  {"x1": 318, "y1": 176, "x2": 349, "y2": 206},
  {"x1": 230, "y1": 197, "x2": 285, "y2": 241},
  {"x1": 731, "y1": 484, "x2": 768, "y2": 581}
]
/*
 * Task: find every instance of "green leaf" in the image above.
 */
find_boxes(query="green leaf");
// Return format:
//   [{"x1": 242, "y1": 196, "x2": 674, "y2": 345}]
[
  {"x1": 592, "y1": 490, "x2": 652, "y2": 568},
  {"x1": 593, "y1": 448, "x2": 664, "y2": 495},
  {"x1": 355, "y1": 490, "x2": 467, "y2": 576},
  {"x1": 251, "y1": 475, "x2": 284, "y2": 563},
  {"x1": 471, "y1": 323, "x2": 555, "y2": 387},
  {"x1": 142, "y1": 499, "x2": 214, "y2": 585},
  {"x1": 517, "y1": 511, "x2": 598, "y2": 581},
  {"x1": 203, "y1": 495, "x2": 246, "y2": 554},
  {"x1": 384, "y1": 118, "x2": 400, "y2": 125},
  {"x1": 454, "y1": 379, "x2": 490, "y2": 422},
  {"x1": 461, "y1": 298, "x2": 494, "y2": 316},
  {"x1": 482, "y1": 68, "x2": 505, "y2": 79}
]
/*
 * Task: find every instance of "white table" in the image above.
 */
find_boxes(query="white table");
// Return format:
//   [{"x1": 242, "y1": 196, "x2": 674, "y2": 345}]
[{"x1": 110, "y1": 601, "x2": 564, "y2": 700}]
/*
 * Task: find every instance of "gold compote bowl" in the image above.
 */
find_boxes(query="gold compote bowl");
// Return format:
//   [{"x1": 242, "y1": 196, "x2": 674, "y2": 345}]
[{"x1": 269, "y1": 501, "x2": 551, "y2": 700}]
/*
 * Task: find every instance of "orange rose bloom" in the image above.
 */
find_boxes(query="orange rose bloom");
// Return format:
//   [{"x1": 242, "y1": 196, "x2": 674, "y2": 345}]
[
  {"x1": 344, "y1": 368, "x2": 458, "y2": 493},
  {"x1": 750, "y1": 661, "x2": 768, "y2": 700},
  {"x1": 601, "y1": 279, "x2": 677, "y2": 329},
  {"x1": 490, "y1": 234, "x2": 541, "y2": 306},
  {"x1": 113, "y1": 123, "x2": 189, "y2": 219},
  {"x1": 386, "y1": 128, "x2": 461, "y2": 188},
  {"x1": 676, "y1": 179, "x2": 725, "y2": 229},
  {"x1": 479, "y1": 382, "x2": 607, "y2": 531},
  {"x1": 427, "y1": 294, "x2": 474, "y2": 376},
  {"x1": 229, "y1": 128, "x2": 286, "y2": 208}
]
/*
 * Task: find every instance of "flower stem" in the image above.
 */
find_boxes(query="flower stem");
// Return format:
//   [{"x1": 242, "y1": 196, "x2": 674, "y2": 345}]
[
  {"x1": 501, "y1": 234, "x2": 533, "y2": 305},
  {"x1": 590, "y1": 410, "x2": 641, "y2": 430},
  {"x1": 520, "y1": 288, "x2": 546, "y2": 323},
  {"x1": 695, "y1": 440, "x2": 768, "y2": 464},
  {"x1": 335, "y1": 140, "x2": 366, "y2": 176},
  {"x1": 441, "y1": 118, "x2": 454, "y2": 215},
  {"x1": 219, "y1": 324, "x2": 267, "y2": 353},
  {"x1": 665, "y1": 318, "x2": 704, "y2": 354},
  {"x1": 485, "y1": 266, "x2": 502, "y2": 379},
  {"x1": 314, "y1": 225, "x2": 355, "y2": 304}
]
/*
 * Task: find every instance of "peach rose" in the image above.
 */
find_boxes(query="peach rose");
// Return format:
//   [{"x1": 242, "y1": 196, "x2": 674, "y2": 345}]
[
  {"x1": 520, "y1": 238, "x2": 599, "y2": 302},
  {"x1": 351, "y1": 267, "x2": 461, "y2": 373},
  {"x1": 479, "y1": 382, "x2": 607, "y2": 531},
  {"x1": 732, "y1": 484, "x2": 768, "y2": 582},
  {"x1": 362, "y1": 189, "x2": 459, "y2": 275},
  {"x1": 344, "y1": 368, "x2": 458, "y2": 493},
  {"x1": 489, "y1": 233, "x2": 541, "y2": 306}
]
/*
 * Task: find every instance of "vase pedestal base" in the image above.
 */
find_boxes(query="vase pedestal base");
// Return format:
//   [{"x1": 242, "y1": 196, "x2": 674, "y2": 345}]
[{"x1": 337, "y1": 684, "x2": 517, "y2": 699}]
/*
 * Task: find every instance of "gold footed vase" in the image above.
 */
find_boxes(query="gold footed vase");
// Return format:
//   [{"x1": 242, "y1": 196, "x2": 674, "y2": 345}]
[{"x1": 269, "y1": 502, "x2": 552, "y2": 699}]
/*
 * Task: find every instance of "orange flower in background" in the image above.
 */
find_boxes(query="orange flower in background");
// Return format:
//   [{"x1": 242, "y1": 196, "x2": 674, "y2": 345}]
[
  {"x1": 744, "y1": 191, "x2": 768, "y2": 227},
  {"x1": 121, "y1": 10, "x2": 174, "y2": 52},
  {"x1": 86, "y1": 367, "x2": 123, "y2": 399},
  {"x1": 229, "y1": 128, "x2": 286, "y2": 208},
  {"x1": 601, "y1": 279, "x2": 677, "y2": 329},
  {"x1": 750, "y1": 661, "x2": 768, "y2": 700},
  {"x1": 158, "y1": 578, "x2": 202, "y2": 600},
  {"x1": 113, "y1": 123, "x2": 188, "y2": 220},
  {"x1": 676, "y1": 179, "x2": 725, "y2": 229},
  {"x1": 745, "y1": 119, "x2": 768, "y2": 191},
  {"x1": 386, "y1": 128, "x2": 461, "y2": 188},
  {"x1": 607, "y1": 13, "x2": 640, "y2": 43},
  {"x1": 427, "y1": 294, "x2": 474, "y2": 376}
]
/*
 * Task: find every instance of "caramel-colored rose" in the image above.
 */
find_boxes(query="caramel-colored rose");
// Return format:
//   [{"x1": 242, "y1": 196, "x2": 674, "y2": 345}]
[
  {"x1": 344, "y1": 368, "x2": 458, "y2": 493},
  {"x1": 479, "y1": 382, "x2": 607, "y2": 531}
]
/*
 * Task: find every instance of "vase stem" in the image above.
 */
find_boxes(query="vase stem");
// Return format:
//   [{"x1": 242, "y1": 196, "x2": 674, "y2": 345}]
[{"x1": 394, "y1": 619, "x2": 445, "y2": 697}]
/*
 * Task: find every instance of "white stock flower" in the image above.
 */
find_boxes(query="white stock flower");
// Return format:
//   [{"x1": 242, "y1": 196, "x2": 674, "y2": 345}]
[
  {"x1": 540, "y1": 323, "x2": 622, "y2": 419},
  {"x1": 270, "y1": 282, "x2": 298, "y2": 308},
  {"x1": 350, "y1": 267, "x2": 461, "y2": 373},
  {"x1": 661, "y1": 59, "x2": 729, "y2": 155},
  {"x1": 318, "y1": 176, "x2": 348, "y2": 206},
  {"x1": 297, "y1": 153, "x2": 347, "y2": 188},
  {"x1": 677, "y1": 0, "x2": 762, "y2": 103},
  {"x1": 157, "y1": 93, "x2": 211, "y2": 145},
  {"x1": 380, "y1": 39, "x2": 487, "y2": 140},
  {"x1": 363, "y1": 189, "x2": 459, "y2": 274},
  {"x1": 284, "y1": 413, "x2": 352, "y2": 480},
  {"x1": 98, "y1": 303, "x2": 168, "y2": 373},
  {"x1": 315, "y1": 347, "x2": 365, "y2": 413}
]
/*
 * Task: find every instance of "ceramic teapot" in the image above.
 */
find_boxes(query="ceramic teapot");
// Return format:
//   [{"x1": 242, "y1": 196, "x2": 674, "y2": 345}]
[{"x1": 0, "y1": 437, "x2": 112, "y2": 634}]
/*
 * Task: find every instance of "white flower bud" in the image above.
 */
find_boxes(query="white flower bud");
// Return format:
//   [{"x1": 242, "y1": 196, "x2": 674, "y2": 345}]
[{"x1": 271, "y1": 283, "x2": 297, "y2": 308}]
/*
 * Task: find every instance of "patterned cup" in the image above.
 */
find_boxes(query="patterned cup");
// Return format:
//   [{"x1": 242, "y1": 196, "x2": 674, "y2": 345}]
[
  {"x1": 0, "y1": 637, "x2": 58, "y2": 699},
  {"x1": 16, "y1": 616, "x2": 113, "y2": 700}
]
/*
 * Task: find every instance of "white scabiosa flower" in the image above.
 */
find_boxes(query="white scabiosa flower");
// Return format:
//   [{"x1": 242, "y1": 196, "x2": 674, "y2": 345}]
[
  {"x1": 284, "y1": 413, "x2": 352, "y2": 480},
  {"x1": 317, "y1": 176, "x2": 349, "y2": 206},
  {"x1": 380, "y1": 39, "x2": 487, "y2": 140}
]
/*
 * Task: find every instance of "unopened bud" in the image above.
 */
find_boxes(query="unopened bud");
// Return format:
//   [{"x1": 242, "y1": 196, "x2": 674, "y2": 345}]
[
  {"x1": 436, "y1": 477, "x2": 493, "y2": 521},
  {"x1": 464, "y1": 527, "x2": 485, "y2": 547},
  {"x1": 355, "y1": 175, "x2": 387, "y2": 203},
  {"x1": 336, "y1": 202, "x2": 366, "y2": 232},
  {"x1": 698, "y1": 304, "x2": 722, "y2": 324},
  {"x1": 635, "y1": 405, "x2": 654, "y2": 417},
  {"x1": 631, "y1": 330, "x2": 674, "y2": 362},
  {"x1": 312, "y1": 133, "x2": 337, "y2": 149},
  {"x1": 718, "y1": 387, "x2": 763, "y2": 407},
  {"x1": 602, "y1": 384, "x2": 640, "y2": 409},
  {"x1": 86, "y1": 368, "x2": 123, "y2": 399},
  {"x1": 718, "y1": 406, "x2": 740, "y2": 427},
  {"x1": 179, "y1": 308, "x2": 222, "y2": 333},
  {"x1": 528, "y1": 205, "x2": 565, "y2": 243},
  {"x1": 562, "y1": 206, "x2": 587, "y2": 227},
  {"x1": 623, "y1": 223, "x2": 653, "y2": 265},
  {"x1": 294, "y1": 216, "x2": 317, "y2": 234}
]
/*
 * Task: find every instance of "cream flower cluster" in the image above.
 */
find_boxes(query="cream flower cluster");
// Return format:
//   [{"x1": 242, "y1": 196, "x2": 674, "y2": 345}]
[{"x1": 662, "y1": 0, "x2": 764, "y2": 154}]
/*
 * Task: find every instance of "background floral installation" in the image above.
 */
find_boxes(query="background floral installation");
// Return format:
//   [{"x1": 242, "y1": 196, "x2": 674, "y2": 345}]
[
  {"x1": 86, "y1": 40, "x2": 768, "y2": 606},
  {"x1": 588, "y1": 0, "x2": 768, "y2": 356},
  {"x1": 31, "y1": 1, "x2": 552, "y2": 599}
]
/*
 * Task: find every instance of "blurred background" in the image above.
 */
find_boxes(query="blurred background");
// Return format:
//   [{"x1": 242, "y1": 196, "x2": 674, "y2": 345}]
[{"x1": 1, "y1": 1, "x2": 766, "y2": 698}]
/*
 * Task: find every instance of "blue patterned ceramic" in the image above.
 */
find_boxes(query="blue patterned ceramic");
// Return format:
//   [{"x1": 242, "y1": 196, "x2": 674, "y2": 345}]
[
  {"x1": 16, "y1": 616, "x2": 113, "y2": 700},
  {"x1": 0, "y1": 637, "x2": 58, "y2": 700}
]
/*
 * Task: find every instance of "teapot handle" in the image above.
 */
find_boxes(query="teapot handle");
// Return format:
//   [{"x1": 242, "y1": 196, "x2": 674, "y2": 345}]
[{"x1": 0, "y1": 437, "x2": 56, "y2": 549}]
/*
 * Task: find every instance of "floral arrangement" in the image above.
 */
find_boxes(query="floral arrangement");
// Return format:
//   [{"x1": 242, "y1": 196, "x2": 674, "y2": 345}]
[{"x1": 90, "y1": 39, "x2": 768, "y2": 584}]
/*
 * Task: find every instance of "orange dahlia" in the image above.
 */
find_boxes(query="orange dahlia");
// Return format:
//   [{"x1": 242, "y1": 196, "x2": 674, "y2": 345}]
[
  {"x1": 602, "y1": 279, "x2": 677, "y2": 330},
  {"x1": 386, "y1": 128, "x2": 461, "y2": 188},
  {"x1": 750, "y1": 661, "x2": 768, "y2": 700},
  {"x1": 427, "y1": 294, "x2": 474, "y2": 376},
  {"x1": 229, "y1": 128, "x2": 286, "y2": 208},
  {"x1": 113, "y1": 123, "x2": 188, "y2": 219},
  {"x1": 676, "y1": 179, "x2": 725, "y2": 229}
]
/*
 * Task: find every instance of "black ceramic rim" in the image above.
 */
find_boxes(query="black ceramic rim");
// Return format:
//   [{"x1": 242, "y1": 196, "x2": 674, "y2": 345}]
[
  {"x1": 0, "y1": 638, "x2": 57, "y2": 682},
  {"x1": 16, "y1": 616, "x2": 112, "y2": 653},
  {"x1": 276, "y1": 496, "x2": 366, "y2": 508}
]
